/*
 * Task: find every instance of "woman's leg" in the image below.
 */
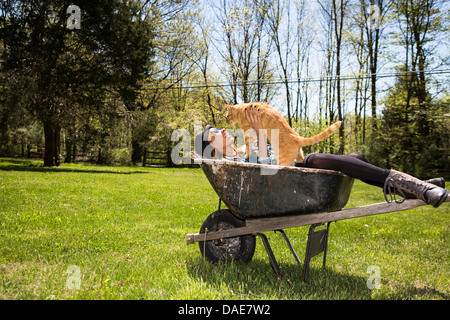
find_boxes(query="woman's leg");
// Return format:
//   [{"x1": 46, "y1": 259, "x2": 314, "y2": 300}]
[
  {"x1": 302, "y1": 153, "x2": 449, "y2": 207},
  {"x1": 323, "y1": 152, "x2": 445, "y2": 189},
  {"x1": 347, "y1": 153, "x2": 385, "y2": 188},
  {"x1": 303, "y1": 153, "x2": 390, "y2": 186}
]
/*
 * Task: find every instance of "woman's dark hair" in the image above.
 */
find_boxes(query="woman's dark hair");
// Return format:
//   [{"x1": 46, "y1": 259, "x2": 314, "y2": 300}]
[{"x1": 194, "y1": 125, "x2": 216, "y2": 159}]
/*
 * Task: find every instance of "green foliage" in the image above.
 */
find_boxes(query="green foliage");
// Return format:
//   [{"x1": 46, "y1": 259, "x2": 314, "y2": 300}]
[
  {"x1": 0, "y1": 0, "x2": 155, "y2": 165},
  {"x1": 370, "y1": 73, "x2": 450, "y2": 176}
]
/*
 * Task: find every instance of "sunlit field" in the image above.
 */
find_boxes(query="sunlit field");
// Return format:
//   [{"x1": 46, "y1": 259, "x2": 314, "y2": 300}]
[{"x1": 0, "y1": 158, "x2": 448, "y2": 300}]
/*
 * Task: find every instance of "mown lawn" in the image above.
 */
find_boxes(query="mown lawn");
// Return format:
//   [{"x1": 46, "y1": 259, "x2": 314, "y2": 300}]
[{"x1": 0, "y1": 158, "x2": 448, "y2": 300}]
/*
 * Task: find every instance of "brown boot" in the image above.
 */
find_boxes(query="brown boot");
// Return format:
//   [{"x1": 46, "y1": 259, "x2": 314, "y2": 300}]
[{"x1": 383, "y1": 170, "x2": 449, "y2": 208}]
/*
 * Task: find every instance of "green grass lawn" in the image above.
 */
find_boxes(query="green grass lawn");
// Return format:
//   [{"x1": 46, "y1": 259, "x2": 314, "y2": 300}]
[{"x1": 0, "y1": 157, "x2": 448, "y2": 300}]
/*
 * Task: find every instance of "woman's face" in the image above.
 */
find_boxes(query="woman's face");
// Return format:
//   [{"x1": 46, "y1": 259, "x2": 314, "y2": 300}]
[{"x1": 209, "y1": 128, "x2": 234, "y2": 156}]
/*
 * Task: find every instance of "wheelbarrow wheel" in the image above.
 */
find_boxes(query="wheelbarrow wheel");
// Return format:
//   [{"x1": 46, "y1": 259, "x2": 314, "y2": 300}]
[{"x1": 199, "y1": 209, "x2": 256, "y2": 264}]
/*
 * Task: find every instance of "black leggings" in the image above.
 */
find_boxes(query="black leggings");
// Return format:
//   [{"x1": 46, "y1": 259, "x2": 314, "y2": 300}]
[{"x1": 300, "y1": 153, "x2": 390, "y2": 188}]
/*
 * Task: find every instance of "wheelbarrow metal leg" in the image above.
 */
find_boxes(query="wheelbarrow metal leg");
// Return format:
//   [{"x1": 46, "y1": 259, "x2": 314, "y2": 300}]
[
  {"x1": 302, "y1": 222, "x2": 331, "y2": 282},
  {"x1": 256, "y1": 233, "x2": 282, "y2": 280},
  {"x1": 277, "y1": 229, "x2": 301, "y2": 265}
]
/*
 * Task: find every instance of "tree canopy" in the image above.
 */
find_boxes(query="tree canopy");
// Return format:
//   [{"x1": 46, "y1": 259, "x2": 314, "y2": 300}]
[
  {"x1": 1, "y1": 0, "x2": 155, "y2": 166},
  {"x1": 1, "y1": 0, "x2": 449, "y2": 174}
]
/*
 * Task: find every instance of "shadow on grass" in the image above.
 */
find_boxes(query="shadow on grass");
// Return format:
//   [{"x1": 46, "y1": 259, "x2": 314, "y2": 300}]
[
  {"x1": 0, "y1": 158, "x2": 152, "y2": 175},
  {"x1": 186, "y1": 256, "x2": 450, "y2": 300},
  {"x1": 186, "y1": 257, "x2": 373, "y2": 299},
  {"x1": 379, "y1": 280, "x2": 450, "y2": 300}
]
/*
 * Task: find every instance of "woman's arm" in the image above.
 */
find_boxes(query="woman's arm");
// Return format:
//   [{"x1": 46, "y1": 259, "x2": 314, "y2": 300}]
[{"x1": 245, "y1": 107, "x2": 269, "y2": 159}]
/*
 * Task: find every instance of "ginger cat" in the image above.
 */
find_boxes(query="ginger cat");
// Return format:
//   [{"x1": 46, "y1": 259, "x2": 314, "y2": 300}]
[{"x1": 225, "y1": 102, "x2": 341, "y2": 166}]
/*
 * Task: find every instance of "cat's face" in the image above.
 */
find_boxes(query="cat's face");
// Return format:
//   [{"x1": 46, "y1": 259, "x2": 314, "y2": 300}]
[{"x1": 225, "y1": 104, "x2": 236, "y2": 125}]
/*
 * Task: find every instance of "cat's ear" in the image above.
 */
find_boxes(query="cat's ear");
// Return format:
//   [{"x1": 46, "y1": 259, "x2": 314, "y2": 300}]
[{"x1": 225, "y1": 104, "x2": 232, "y2": 110}]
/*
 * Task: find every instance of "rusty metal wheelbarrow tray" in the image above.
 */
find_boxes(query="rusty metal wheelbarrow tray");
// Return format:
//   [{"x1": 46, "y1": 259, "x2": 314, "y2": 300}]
[{"x1": 199, "y1": 159, "x2": 354, "y2": 219}]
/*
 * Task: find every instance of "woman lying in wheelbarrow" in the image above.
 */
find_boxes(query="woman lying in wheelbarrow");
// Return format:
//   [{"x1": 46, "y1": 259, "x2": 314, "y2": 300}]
[{"x1": 194, "y1": 107, "x2": 449, "y2": 208}]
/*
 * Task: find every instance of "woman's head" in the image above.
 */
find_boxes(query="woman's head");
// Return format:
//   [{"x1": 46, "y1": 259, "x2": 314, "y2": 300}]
[{"x1": 194, "y1": 125, "x2": 235, "y2": 159}]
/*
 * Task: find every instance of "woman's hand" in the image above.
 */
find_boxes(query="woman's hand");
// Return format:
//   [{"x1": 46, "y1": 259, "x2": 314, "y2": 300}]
[
  {"x1": 245, "y1": 106, "x2": 268, "y2": 158},
  {"x1": 245, "y1": 106, "x2": 263, "y2": 131}
]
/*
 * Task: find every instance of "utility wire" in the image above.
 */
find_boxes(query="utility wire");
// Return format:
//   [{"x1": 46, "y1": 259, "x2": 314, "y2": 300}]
[{"x1": 142, "y1": 69, "x2": 450, "y2": 90}]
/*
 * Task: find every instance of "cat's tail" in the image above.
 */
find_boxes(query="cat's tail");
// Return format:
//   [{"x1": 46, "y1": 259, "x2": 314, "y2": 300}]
[{"x1": 299, "y1": 121, "x2": 341, "y2": 147}]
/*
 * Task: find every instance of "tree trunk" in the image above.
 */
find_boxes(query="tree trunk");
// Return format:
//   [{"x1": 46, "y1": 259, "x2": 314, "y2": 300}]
[
  {"x1": 333, "y1": 0, "x2": 346, "y2": 154},
  {"x1": 131, "y1": 139, "x2": 142, "y2": 165},
  {"x1": 43, "y1": 119, "x2": 61, "y2": 167},
  {"x1": 202, "y1": 66, "x2": 216, "y2": 125},
  {"x1": 65, "y1": 138, "x2": 73, "y2": 163},
  {"x1": 370, "y1": 28, "x2": 379, "y2": 130},
  {"x1": 72, "y1": 144, "x2": 76, "y2": 162}
]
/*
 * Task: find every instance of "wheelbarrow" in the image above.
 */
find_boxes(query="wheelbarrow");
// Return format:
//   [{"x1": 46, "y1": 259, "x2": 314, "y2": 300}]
[{"x1": 186, "y1": 159, "x2": 449, "y2": 281}]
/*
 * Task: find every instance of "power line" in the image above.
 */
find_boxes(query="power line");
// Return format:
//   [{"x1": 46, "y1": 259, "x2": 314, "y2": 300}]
[{"x1": 142, "y1": 68, "x2": 450, "y2": 90}]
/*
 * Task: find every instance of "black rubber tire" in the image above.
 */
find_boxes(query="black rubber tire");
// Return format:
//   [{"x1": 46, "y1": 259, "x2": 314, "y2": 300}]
[{"x1": 198, "y1": 209, "x2": 256, "y2": 264}]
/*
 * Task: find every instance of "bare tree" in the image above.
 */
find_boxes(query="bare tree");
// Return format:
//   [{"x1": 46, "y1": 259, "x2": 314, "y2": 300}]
[
  {"x1": 267, "y1": 0, "x2": 295, "y2": 126},
  {"x1": 294, "y1": 0, "x2": 315, "y2": 124},
  {"x1": 194, "y1": 15, "x2": 218, "y2": 125},
  {"x1": 362, "y1": 0, "x2": 392, "y2": 131},
  {"x1": 210, "y1": 0, "x2": 274, "y2": 103},
  {"x1": 318, "y1": 0, "x2": 349, "y2": 153}
]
